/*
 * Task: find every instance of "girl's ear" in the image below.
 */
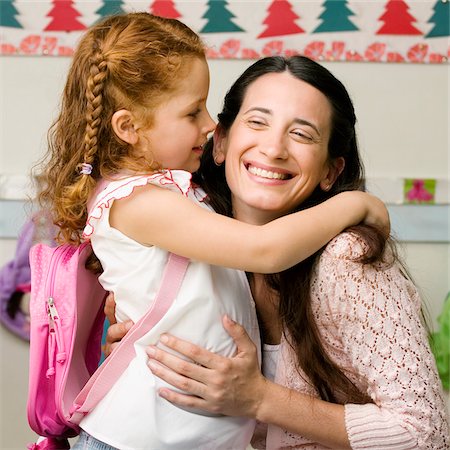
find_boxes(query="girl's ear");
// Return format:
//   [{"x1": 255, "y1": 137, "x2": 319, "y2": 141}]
[
  {"x1": 111, "y1": 110, "x2": 139, "y2": 145},
  {"x1": 212, "y1": 125, "x2": 226, "y2": 165},
  {"x1": 320, "y1": 157, "x2": 345, "y2": 191}
]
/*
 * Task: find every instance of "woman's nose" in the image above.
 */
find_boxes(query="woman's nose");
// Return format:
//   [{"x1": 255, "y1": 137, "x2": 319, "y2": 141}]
[{"x1": 260, "y1": 134, "x2": 288, "y2": 160}]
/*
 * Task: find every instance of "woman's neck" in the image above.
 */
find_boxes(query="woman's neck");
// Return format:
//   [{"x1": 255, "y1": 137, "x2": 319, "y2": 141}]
[{"x1": 232, "y1": 199, "x2": 282, "y2": 225}]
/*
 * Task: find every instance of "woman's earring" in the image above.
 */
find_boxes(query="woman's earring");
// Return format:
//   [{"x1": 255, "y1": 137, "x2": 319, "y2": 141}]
[{"x1": 213, "y1": 155, "x2": 223, "y2": 167}]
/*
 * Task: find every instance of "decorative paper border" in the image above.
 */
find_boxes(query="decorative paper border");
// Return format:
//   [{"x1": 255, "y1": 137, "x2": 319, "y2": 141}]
[{"x1": 1, "y1": 1, "x2": 449, "y2": 63}]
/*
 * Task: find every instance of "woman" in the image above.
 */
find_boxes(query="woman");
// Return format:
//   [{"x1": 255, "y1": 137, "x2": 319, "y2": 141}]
[{"x1": 107, "y1": 56, "x2": 449, "y2": 449}]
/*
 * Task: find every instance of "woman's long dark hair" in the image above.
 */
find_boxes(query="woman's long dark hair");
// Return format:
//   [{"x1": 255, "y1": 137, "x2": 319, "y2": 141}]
[{"x1": 194, "y1": 56, "x2": 386, "y2": 404}]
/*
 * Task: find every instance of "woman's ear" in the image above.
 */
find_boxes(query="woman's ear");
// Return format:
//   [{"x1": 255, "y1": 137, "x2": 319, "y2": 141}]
[
  {"x1": 111, "y1": 110, "x2": 139, "y2": 145},
  {"x1": 320, "y1": 157, "x2": 345, "y2": 191},
  {"x1": 212, "y1": 125, "x2": 226, "y2": 165}
]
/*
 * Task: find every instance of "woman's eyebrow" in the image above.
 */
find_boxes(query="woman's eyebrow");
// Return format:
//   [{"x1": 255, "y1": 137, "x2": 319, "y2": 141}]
[
  {"x1": 243, "y1": 107, "x2": 271, "y2": 115},
  {"x1": 293, "y1": 118, "x2": 320, "y2": 135}
]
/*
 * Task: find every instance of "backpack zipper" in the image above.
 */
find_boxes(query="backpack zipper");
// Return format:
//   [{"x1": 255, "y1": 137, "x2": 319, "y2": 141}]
[{"x1": 45, "y1": 246, "x2": 68, "y2": 378}]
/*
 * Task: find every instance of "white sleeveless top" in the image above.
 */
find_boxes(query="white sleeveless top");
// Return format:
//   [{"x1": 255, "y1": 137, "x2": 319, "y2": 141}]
[{"x1": 80, "y1": 170, "x2": 260, "y2": 450}]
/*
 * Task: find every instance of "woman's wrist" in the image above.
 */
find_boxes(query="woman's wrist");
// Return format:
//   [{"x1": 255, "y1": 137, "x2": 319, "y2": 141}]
[{"x1": 254, "y1": 378, "x2": 284, "y2": 423}]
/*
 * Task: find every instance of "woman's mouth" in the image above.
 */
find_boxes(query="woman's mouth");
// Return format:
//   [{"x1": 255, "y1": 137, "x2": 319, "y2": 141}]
[{"x1": 246, "y1": 164, "x2": 292, "y2": 180}]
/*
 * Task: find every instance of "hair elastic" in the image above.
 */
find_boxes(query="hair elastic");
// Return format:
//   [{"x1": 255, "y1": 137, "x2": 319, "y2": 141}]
[{"x1": 79, "y1": 163, "x2": 93, "y2": 175}]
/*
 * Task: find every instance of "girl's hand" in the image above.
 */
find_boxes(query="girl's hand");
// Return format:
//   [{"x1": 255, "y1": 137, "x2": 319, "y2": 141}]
[
  {"x1": 146, "y1": 315, "x2": 267, "y2": 418},
  {"x1": 103, "y1": 293, "x2": 133, "y2": 357},
  {"x1": 353, "y1": 191, "x2": 390, "y2": 237}
]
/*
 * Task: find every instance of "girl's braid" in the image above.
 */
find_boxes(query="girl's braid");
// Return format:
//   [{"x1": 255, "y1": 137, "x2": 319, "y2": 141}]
[{"x1": 82, "y1": 49, "x2": 108, "y2": 171}]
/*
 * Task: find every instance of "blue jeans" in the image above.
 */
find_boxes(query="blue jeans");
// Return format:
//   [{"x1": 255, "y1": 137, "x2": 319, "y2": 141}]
[{"x1": 72, "y1": 431, "x2": 118, "y2": 450}]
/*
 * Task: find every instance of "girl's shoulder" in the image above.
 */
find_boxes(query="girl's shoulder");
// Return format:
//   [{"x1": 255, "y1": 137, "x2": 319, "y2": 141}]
[
  {"x1": 83, "y1": 170, "x2": 203, "y2": 238},
  {"x1": 98, "y1": 170, "x2": 194, "y2": 202}
]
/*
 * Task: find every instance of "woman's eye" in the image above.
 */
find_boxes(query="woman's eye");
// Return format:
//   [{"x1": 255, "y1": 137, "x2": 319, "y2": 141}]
[
  {"x1": 291, "y1": 130, "x2": 313, "y2": 141},
  {"x1": 247, "y1": 119, "x2": 266, "y2": 127}
]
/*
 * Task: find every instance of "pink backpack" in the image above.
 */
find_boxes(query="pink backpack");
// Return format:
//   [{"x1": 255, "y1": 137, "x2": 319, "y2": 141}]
[{"x1": 27, "y1": 241, "x2": 188, "y2": 449}]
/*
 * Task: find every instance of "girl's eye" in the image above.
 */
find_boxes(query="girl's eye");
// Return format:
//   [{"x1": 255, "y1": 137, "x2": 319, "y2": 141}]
[{"x1": 188, "y1": 109, "x2": 201, "y2": 118}]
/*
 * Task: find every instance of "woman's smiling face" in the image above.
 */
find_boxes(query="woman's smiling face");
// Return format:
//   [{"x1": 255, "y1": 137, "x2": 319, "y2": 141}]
[{"x1": 215, "y1": 71, "x2": 337, "y2": 224}]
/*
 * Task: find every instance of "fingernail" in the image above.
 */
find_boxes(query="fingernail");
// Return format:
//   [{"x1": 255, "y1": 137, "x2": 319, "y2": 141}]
[
  {"x1": 224, "y1": 315, "x2": 236, "y2": 325},
  {"x1": 160, "y1": 334, "x2": 168, "y2": 344},
  {"x1": 158, "y1": 388, "x2": 168, "y2": 398},
  {"x1": 147, "y1": 346, "x2": 156, "y2": 357},
  {"x1": 148, "y1": 359, "x2": 158, "y2": 370},
  {"x1": 125, "y1": 321, "x2": 133, "y2": 331}
]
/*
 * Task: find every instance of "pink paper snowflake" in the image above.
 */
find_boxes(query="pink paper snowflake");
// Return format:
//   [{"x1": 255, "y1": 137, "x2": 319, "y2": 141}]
[
  {"x1": 304, "y1": 41, "x2": 325, "y2": 60},
  {"x1": 407, "y1": 44, "x2": 428, "y2": 63}
]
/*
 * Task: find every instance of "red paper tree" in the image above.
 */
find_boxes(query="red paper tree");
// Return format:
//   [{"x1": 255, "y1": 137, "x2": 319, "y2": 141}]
[
  {"x1": 45, "y1": 0, "x2": 86, "y2": 32},
  {"x1": 151, "y1": 1, "x2": 181, "y2": 19},
  {"x1": 377, "y1": 0, "x2": 422, "y2": 35},
  {"x1": 258, "y1": 0, "x2": 304, "y2": 38}
]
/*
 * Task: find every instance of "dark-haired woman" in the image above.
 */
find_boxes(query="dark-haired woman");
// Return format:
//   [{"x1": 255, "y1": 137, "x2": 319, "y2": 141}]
[{"x1": 110, "y1": 56, "x2": 449, "y2": 449}]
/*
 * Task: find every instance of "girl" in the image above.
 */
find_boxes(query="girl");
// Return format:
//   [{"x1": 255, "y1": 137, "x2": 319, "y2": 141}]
[{"x1": 38, "y1": 13, "x2": 388, "y2": 450}]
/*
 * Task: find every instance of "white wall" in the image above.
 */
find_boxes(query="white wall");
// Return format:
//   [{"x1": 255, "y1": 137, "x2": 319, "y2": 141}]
[{"x1": 0, "y1": 56, "x2": 449, "y2": 449}]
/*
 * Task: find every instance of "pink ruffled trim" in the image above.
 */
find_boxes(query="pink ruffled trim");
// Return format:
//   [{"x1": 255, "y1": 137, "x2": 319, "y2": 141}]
[{"x1": 83, "y1": 170, "x2": 204, "y2": 238}]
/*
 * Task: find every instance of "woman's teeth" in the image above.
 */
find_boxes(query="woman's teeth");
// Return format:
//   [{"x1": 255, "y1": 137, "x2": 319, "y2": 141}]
[{"x1": 247, "y1": 165, "x2": 289, "y2": 180}]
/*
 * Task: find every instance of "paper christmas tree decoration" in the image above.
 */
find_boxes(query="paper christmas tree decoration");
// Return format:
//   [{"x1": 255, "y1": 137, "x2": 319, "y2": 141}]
[
  {"x1": 151, "y1": 1, "x2": 181, "y2": 19},
  {"x1": 201, "y1": 1, "x2": 243, "y2": 33},
  {"x1": 45, "y1": 0, "x2": 86, "y2": 32},
  {"x1": 0, "y1": 0, "x2": 22, "y2": 28},
  {"x1": 314, "y1": 0, "x2": 358, "y2": 33},
  {"x1": 258, "y1": 0, "x2": 304, "y2": 38},
  {"x1": 96, "y1": 0, "x2": 127, "y2": 18},
  {"x1": 377, "y1": 0, "x2": 422, "y2": 35},
  {"x1": 427, "y1": 0, "x2": 450, "y2": 38}
]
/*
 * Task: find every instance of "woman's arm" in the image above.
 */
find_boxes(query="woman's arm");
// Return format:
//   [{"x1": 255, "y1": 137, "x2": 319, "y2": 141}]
[
  {"x1": 315, "y1": 235, "x2": 449, "y2": 448},
  {"x1": 111, "y1": 184, "x2": 388, "y2": 273},
  {"x1": 145, "y1": 316, "x2": 351, "y2": 449}
]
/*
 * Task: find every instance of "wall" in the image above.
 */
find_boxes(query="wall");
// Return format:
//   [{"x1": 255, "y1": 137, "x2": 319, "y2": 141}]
[{"x1": 0, "y1": 56, "x2": 448, "y2": 449}]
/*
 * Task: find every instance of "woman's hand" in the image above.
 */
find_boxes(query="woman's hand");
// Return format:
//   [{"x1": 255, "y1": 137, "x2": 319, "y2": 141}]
[
  {"x1": 146, "y1": 315, "x2": 267, "y2": 418},
  {"x1": 103, "y1": 293, "x2": 133, "y2": 357}
]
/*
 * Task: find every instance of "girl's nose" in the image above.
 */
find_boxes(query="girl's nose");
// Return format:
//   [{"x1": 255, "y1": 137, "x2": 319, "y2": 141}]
[{"x1": 203, "y1": 111, "x2": 216, "y2": 134}]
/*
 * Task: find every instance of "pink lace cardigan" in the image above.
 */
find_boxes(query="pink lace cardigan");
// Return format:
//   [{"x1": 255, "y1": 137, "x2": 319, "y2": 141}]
[{"x1": 257, "y1": 232, "x2": 449, "y2": 449}]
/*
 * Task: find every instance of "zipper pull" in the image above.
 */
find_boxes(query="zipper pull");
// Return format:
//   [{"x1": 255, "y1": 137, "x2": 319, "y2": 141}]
[
  {"x1": 47, "y1": 297, "x2": 59, "y2": 322},
  {"x1": 47, "y1": 297, "x2": 66, "y2": 364}
]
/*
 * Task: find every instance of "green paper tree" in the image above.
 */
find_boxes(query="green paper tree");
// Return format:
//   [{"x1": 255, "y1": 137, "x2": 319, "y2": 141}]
[
  {"x1": 427, "y1": 0, "x2": 450, "y2": 38},
  {"x1": 314, "y1": 0, "x2": 358, "y2": 33},
  {"x1": 0, "y1": 0, "x2": 22, "y2": 28},
  {"x1": 96, "y1": 0, "x2": 126, "y2": 18},
  {"x1": 201, "y1": 0, "x2": 243, "y2": 33}
]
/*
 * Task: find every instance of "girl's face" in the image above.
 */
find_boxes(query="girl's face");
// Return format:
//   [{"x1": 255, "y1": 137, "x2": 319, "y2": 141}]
[
  {"x1": 215, "y1": 71, "x2": 339, "y2": 224},
  {"x1": 139, "y1": 57, "x2": 216, "y2": 173}
]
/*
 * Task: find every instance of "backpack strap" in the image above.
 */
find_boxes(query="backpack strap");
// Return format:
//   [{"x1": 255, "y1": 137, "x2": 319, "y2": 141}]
[{"x1": 70, "y1": 252, "x2": 189, "y2": 424}]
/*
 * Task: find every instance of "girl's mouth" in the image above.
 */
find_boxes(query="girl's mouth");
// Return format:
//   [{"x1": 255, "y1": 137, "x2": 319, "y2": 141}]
[{"x1": 192, "y1": 145, "x2": 203, "y2": 154}]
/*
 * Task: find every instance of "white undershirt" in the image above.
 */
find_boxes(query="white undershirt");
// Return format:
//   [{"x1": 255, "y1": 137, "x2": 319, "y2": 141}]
[{"x1": 262, "y1": 343, "x2": 280, "y2": 381}]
